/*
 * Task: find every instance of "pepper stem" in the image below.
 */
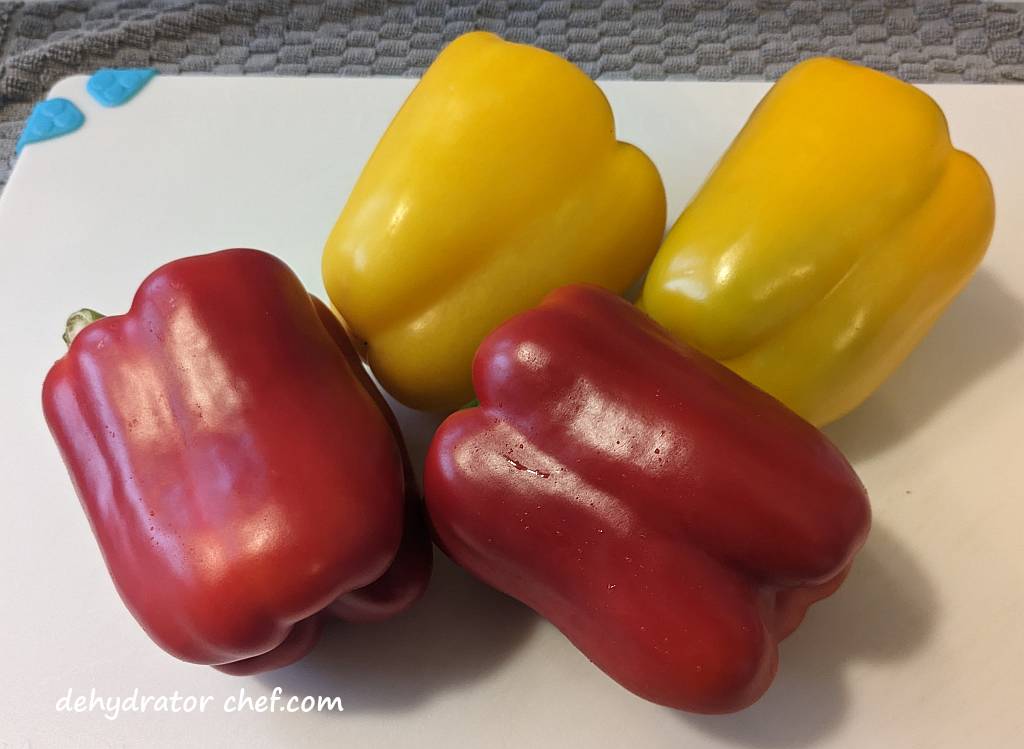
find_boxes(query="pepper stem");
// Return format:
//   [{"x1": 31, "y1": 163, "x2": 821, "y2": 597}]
[{"x1": 63, "y1": 308, "x2": 105, "y2": 347}]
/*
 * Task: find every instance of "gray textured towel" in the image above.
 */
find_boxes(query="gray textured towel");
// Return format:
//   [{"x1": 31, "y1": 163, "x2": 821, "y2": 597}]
[{"x1": 2, "y1": 0, "x2": 1023, "y2": 190}]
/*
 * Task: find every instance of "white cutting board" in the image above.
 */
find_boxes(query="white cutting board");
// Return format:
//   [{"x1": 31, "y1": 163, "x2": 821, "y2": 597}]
[{"x1": 1, "y1": 74, "x2": 1022, "y2": 749}]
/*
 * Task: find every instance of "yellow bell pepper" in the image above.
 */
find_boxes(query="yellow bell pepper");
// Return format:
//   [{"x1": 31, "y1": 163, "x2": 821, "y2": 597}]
[
  {"x1": 640, "y1": 57, "x2": 995, "y2": 426},
  {"x1": 322, "y1": 31, "x2": 666, "y2": 412}
]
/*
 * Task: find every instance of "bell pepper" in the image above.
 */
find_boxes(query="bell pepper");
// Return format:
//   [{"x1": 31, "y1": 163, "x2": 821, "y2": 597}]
[
  {"x1": 322, "y1": 31, "x2": 666, "y2": 412},
  {"x1": 424, "y1": 285, "x2": 871, "y2": 713},
  {"x1": 640, "y1": 57, "x2": 995, "y2": 426},
  {"x1": 42, "y1": 248, "x2": 431, "y2": 674}
]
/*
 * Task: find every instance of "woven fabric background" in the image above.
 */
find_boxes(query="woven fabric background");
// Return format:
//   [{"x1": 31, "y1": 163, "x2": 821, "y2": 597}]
[{"x1": 2, "y1": 0, "x2": 1023, "y2": 189}]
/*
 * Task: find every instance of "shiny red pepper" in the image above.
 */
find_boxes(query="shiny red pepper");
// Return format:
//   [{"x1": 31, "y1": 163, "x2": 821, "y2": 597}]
[
  {"x1": 43, "y1": 249, "x2": 431, "y2": 674},
  {"x1": 424, "y1": 285, "x2": 871, "y2": 713}
]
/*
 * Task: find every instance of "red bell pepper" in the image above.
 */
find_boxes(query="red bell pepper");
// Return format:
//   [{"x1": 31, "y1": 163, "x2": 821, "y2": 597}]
[
  {"x1": 43, "y1": 248, "x2": 431, "y2": 674},
  {"x1": 424, "y1": 285, "x2": 871, "y2": 713}
]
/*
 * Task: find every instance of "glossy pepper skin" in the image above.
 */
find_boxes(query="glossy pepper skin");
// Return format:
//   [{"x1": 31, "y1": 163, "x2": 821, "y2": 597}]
[
  {"x1": 322, "y1": 31, "x2": 666, "y2": 412},
  {"x1": 640, "y1": 57, "x2": 995, "y2": 426},
  {"x1": 43, "y1": 249, "x2": 430, "y2": 674},
  {"x1": 425, "y1": 285, "x2": 871, "y2": 713}
]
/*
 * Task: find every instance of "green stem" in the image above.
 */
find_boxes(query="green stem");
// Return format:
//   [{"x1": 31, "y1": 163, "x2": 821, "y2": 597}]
[{"x1": 63, "y1": 308, "x2": 105, "y2": 347}]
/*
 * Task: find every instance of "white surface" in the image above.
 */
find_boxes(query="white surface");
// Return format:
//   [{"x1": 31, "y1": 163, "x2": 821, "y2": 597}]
[{"x1": 1, "y1": 74, "x2": 1022, "y2": 749}]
